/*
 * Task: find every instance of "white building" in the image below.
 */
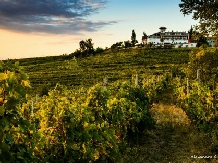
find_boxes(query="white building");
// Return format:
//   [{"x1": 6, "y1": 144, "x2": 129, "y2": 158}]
[{"x1": 145, "y1": 27, "x2": 189, "y2": 45}]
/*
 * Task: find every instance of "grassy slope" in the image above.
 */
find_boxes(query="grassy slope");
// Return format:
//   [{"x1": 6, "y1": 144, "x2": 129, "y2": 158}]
[
  {"x1": 124, "y1": 86, "x2": 216, "y2": 163},
  {"x1": 15, "y1": 48, "x2": 193, "y2": 94},
  {"x1": 14, "y1": 47, "x2": 217, "y2": 162}
]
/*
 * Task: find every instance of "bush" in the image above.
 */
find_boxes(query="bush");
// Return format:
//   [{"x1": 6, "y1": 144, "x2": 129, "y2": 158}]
[
  {"x1": 94, "y1": 47, "x2": 104, "y2": 54},
  {"x1": 186, "y1": 47, "x2": 218, "y2": 84},
  {"x1": 26, "y1": 81, "x2": 155, "y2": 162}
]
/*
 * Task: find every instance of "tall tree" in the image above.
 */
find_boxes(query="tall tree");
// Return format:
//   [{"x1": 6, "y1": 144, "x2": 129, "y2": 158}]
[
  {"x1": 188, "y1": 25, "x2": 193, "y2": 41},
  {"x1": 179, "y1": 0, "x2": 218, "y2": 37},
  {"x1": 86, "y1": 38, "x2": 94, "y2": 55},
  {"x1": 142, "y1": 32, "x2": 148, "y2": 45},
  {"x1": 131, "y1": 30, "x2": 138, "y2": 46},
  {"x1": 79, "y1": 40, "x2": 86, "y2": 52}
]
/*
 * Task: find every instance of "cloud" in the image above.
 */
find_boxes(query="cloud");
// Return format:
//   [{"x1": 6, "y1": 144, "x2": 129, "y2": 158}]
[{"x1": 0, "y1": 0, "x2": 117, "y2": 34}]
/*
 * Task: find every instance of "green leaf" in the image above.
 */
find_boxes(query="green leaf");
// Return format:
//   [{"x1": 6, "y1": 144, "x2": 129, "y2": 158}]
[
  {"x1": 0, "y1": 73, "x2": 7, "y2": 81},
  {"x1": 0, "y1": 106, "x2": 5, "y2": 116},
  {"x1": 15, "y1": 61, "x2": 19, "y2": 67}
]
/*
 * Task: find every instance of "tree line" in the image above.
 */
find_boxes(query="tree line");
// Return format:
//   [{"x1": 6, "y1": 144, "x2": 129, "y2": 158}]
[{"x1": 70, "y1": 29, "x2": 149, "y2": 58}]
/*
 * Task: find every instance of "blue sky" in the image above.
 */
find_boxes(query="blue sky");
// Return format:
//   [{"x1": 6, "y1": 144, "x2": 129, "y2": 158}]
[
  {"x1": 0, "y1": 0, "x2": 198, "y2": 59},
  {"x1": 88, "y1": 0, "x2": 196, "y2": 43}
]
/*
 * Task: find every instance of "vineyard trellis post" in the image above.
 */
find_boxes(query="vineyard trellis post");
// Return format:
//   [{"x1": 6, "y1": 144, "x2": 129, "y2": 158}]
[
  {"x1": 36, "y1": 94, "x2": 38, "y2": 104},
  {"x1": 213, "y1": 74, "x2": 216, "y2": 91},
  {"x1": 135, "y1": 74, "x2": 138, "y2": 86},
  {"x1": 197, "y1": 69, "x2": 200, "y2": 83},
  {"x1": 187, "y1": 78, "x2": 189, "y2": 95},
  {"x1": 103, "y1": 76, "x2": 107, "y2": 89},
  {"x1": 31, "y1": 100, "x2": 34, "y2": 115},
  {"x1": 157, "y1": 75, "x2": 160, "y2": 82}
]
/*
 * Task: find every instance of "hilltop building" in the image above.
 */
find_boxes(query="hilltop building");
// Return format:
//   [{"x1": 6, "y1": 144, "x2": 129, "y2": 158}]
[{"x1": 142, "y1": 27, "x2": 197, "y2": 47}]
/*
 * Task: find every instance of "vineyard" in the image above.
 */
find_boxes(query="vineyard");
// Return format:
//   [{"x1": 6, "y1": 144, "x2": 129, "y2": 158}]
[
  {"x1": 1, "y1": 47, "x2": 218, "y2": 162},
  {"x1": 12, "y1": 48, "x2": 194, "y2": 95}
]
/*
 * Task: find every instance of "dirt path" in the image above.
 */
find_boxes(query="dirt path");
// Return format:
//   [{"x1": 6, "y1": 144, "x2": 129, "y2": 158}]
[{"x1": 125, "y1": 103, "x2": 217, "y2": 163}]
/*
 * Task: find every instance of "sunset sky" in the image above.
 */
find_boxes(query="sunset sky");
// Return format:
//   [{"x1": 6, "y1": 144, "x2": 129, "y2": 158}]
[{"x1": 0, "y1": 0, "x2": 198, "y2": 59}]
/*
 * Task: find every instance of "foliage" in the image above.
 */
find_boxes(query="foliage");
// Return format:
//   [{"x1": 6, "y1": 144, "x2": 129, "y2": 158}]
[
  {"x1": 79, "y1": 38, "x2": 94, "y2": 57},
  {"x1": 94, "y1": 47, "x2": 104, "y2": 54},
  {"x1": 13, "y1": 48, "x2": 191, "y2": 95},
  {"x1": 111, "y1": 42, "x2": 123, "y2": 49},
  {"x1": 142, "y1": 74, "x2": 171, "y2": 103},
  {"x1": 57, "y1": 57, "x2": 79, "y2": 70},
  {"x1": 142, "y1": 32, "x2": 147, "y2": 40},
  {"x1": 179, "y1": 0, "x2": 218, "y2": 37},
  {"x1": 190, "y1": 26, "x2": 210, "y2": 47},
  {"x1": 173, "y1": 78, "x2": 218, "y2": 152},
  {"x1": 6, "y1": 44, "x2": 218, "y2": 161},
  {"x1": 124, "y1": 40, "x2": 132, "y2": 48},
  {"x1": 131, "y1": 30, "x2": 138, "y2": 46},
  {"x1": 22, "y1": 80, "x2": 156, "y2": 162},
  {"x1": 0, "y1": 61, "x2": 36, "y2": 162},
  {"x1": 160, "y1": 38, "x2": 164, "y2": 43},
  {"x1": 186, "y1": 47, "x2": 218, "y2": 84}
]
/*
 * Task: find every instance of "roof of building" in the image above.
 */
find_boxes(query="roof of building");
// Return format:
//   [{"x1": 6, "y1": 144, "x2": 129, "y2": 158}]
[{"x1": 149, "y1": 31, "x2": 188, "y2": 38}]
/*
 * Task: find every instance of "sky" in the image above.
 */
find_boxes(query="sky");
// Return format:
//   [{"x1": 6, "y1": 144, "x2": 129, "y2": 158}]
[{"x1": 0, "y1": 0, "x2": 198, "y2": 59}]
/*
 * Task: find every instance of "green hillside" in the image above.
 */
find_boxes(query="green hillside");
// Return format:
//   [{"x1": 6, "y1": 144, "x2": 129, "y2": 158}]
[
  {"x1": 2, "y1": 47, "x2": 218, "y2": 163},
  {"x1": 14, "y1": 48, "x2": 194, "y2": 95}
]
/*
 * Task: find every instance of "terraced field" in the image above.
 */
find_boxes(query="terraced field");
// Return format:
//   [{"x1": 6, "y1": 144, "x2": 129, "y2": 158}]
[{"x1": 13, "y1": 48, "x2": 195, "y2": 94}]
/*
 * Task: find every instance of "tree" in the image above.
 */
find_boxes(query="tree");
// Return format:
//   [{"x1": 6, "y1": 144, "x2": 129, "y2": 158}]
[
  {"x1": 190, "y1": 27, "x2": 209, "y2": 47},
  {"x1": 142, "y1": 32, "x2": 148, "y2": 46},
  {"x1": 142, "y1": 32, "x2": 147, "y2": 38},
  {"x1": 124, "y1": 40, "x2": 132, "y2": 48},
  {"x1": 111, "y1": 42, "x2": 123, "y2": 49},
  {"x1": 95, "y1": 47, "x2": 104, "y2": 54},
  {"x1": 188, "y1": 25, "x2": 193, "y2": 41},
  {"x1": 78, "y1": 38, "x2": 94, "y2": 57},
  {"x1": 179, "y1": 0, "x2": 218, "y2": 37},
  {"x1": 160, "y1": 38, "x2": 164, "y2": 44},
  {"x1": 79, "y1": 40, "x2": 86, "y2": 52},
  {"x1": 86, "y1": 38, "x2": 94, "y2": 55},
  {"x1": 186, "y1": 47, "x2": 218, "y2": 84},
  {"x1": 131, "y1": 30, "x2": 138, "y2": 46}
]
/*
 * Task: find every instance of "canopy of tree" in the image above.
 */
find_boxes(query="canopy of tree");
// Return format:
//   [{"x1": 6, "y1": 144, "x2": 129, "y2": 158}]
[
  {"x1": 79, "y1": 38, "x2": 94, "y2": 57},
  {"x1": 179, "y1": 0, "x2": 218, "y2": 37}
]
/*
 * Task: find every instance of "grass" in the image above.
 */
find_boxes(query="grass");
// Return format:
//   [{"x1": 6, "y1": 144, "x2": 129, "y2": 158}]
[
  {"x1": 124, "y1": 87, "x2": 217, "y2": 163},
  {"x1": 11, "y1": 47, "x2": 215, "y2": 162},
  {"x1": 12, "y1": 48, "x2": 193, "y2": 95},
  {"x1": 124, "y1": 103, "x2": 216, "y2": 163}
]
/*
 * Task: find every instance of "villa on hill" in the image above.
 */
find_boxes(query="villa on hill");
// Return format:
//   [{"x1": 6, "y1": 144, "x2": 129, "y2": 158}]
[{"x1": 142, "y1": 27, "x2": 197, "y2": 48}]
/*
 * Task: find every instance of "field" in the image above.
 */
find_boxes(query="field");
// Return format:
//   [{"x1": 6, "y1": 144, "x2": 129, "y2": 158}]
[
  {"x1": 15, "y1": 48, "x2": 192, "y2": 95},
  {"x1": 1, "y1": 47, "x2": 218, "y2": 163}
]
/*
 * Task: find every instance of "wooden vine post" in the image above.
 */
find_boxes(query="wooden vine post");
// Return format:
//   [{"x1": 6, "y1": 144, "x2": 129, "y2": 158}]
[
  {"x1": 36, "y1": 94, "x2": 38, "y2": 104},
  {"x1": 103, "y1": 76, "x2": 107, "y2": 89},
  {"x1": 135, "y1": 74, "x2": 138, "y2": 86},
  {"x1": 187, "y1": 78, "x2": 189, "y2": 95},
  {"x1": 197, "y1": 69, "x2": 200, "y2": 83}
]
